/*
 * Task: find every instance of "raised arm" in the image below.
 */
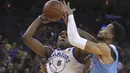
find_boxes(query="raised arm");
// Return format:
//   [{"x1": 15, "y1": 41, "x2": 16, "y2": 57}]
[
  {"x1": 67, "y1": 14, "x2": 110, "y2": 55},
  {"x1": 62, "y1": 1, "x2": 97, "y2": 43},
  {"x1": 22, "y1": 15, "x2": 52, "y2": 56},
  {"x1": 77, "y1": 28, "x2": 97, "y2": 43}
]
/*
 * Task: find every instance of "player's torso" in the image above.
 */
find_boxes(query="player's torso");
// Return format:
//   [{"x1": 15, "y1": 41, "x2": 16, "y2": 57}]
[
  {"x1": 46, "y1": 47, "x2": 84, "y2": 73},
  {"x1": 90, "y1": 44, "x2": 118, "y2": 73}
]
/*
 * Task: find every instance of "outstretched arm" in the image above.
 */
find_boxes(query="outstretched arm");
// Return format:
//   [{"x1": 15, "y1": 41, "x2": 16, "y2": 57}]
[
  {"x1": 77, "y1": 28, "x2": 97, "y2": 43},
  {"x1": 62, "y1": 1, "x2": 97, "y2": 43},
  {"x1": 67, "y1": 14, "x2": 109, "y2": 56},
  {"x1": 22, "y1": 15, "x2": 52, "y2": 56}
]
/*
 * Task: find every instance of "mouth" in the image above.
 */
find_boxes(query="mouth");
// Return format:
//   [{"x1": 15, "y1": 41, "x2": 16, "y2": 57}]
[
  {"x1": 59, "y1": 38, "x2": 65, "y2": 42},
  {"x1": 60, "y1": 39, "x2": 65, "y2": 42}
]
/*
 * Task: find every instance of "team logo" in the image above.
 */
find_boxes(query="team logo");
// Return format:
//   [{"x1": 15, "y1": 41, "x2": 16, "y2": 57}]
[
  {"x1": 49, "y1": 57, "x2": 66, "y2": 72},
  {"x1": 48, "y1": 52, "x2": 70, "y2": 73}
]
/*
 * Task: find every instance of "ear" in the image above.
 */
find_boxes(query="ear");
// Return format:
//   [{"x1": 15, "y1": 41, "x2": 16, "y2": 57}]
[{"x1": 108, "y1": 34, "x2": 113, "y2": 39}]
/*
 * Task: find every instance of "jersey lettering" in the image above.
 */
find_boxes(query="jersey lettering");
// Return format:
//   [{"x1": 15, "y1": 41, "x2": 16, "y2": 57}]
[{"x1": 57, "y1": 60, "x2": 62, "y2": 66}]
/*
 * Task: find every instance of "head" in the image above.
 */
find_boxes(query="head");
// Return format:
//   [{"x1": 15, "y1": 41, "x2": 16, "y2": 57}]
[
  {"x1": 97, "y1": 21, "x2": 125, "y2": 44},
  {"x1": 24, "y1": 68, "x2": 30, "y2": 73},
  {"x1": 2, "y1": 38, "x2": 8, "y2": 44},
  {"x1": 18, "y1": 45, "x2": 24, "y2": 51},
  {"x1": 7, "y1": 62, "x2": 13, "y2": 70},
  {"x1": 57, "y1": 30, "x2": 72, "y2": 49},
  {"x1": 12, "y1": 42, "x2": 17, "y2": 49}
]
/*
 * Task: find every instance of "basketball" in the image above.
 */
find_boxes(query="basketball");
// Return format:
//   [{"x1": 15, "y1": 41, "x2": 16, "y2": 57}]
[{"x1": 43, "y1": 0, "x2": 64, "y2": 21}]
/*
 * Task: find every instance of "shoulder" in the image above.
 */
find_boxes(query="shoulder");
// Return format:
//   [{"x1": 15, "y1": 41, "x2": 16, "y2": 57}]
[
  {"x1": 96, "y1": 43, "x2": 111, "y2": 56},
  {"x1": 73, "y1": 47, "x2": 89, "y2": 56}
]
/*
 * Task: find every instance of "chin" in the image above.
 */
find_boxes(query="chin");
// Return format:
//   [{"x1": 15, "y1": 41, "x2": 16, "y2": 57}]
[
  {"x1": 58, "y1": 44, "x2": 68, "y2": 49},
  {"x1": 58, "y1": 44, "x2": 69, "y2": 49},
  {"x1": 97, "y1": 36, "x2": 105, "y2": 41}
]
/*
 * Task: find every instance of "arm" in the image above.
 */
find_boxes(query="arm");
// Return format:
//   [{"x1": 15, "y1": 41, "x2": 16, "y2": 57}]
[
  {"x1": 83, "y1": 55, "x2": 92, "y2": 73},
  {"x1": 22, "y1": 15, "x2": 52, "y2": 56},
  {"x1": 77, "y1": 28, "x2": 97, "y2": 43},
  {"x1": 62, "y1": 0, "x2": 97, "y2": 43},
  {"x1": 67, "y1": 15, "x2": 109, "y2": 55},
  {"x1": 40, "y1": 64, "x2": 47, "y2": 73}
]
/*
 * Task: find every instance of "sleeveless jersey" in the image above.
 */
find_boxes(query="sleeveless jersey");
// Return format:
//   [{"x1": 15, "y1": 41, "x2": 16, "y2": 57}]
[
  {"x1": 46, "y1": 47, "x2": 84, "y2": 73},
  {"x1": 90, "y1": 44, "x2": 118, "y2": 73}
]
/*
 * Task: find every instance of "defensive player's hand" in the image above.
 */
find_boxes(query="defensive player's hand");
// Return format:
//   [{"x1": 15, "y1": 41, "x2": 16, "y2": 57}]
[
  {"x1": 62, "y1": 0, "x2": 73, "y2": 15},
  {"x1": 39, "y1": 14, "x2": 50, "y2": 24},
  {"x1": 61, "y1": 0, "x2": 76, "y2": 24}
]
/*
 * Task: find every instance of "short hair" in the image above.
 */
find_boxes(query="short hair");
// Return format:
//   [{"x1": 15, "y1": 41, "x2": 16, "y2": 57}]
[{"x1": 112, "y1": 21, "x2": 125, "y2": 44}]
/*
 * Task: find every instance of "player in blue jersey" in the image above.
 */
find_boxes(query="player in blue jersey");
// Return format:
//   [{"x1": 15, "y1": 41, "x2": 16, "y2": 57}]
[{"x1": 62, "y1": 0, "x2": 125, "y2": 73}]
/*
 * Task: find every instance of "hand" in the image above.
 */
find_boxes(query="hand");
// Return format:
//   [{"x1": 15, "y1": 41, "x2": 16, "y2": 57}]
[
  {"x1": 40, "y1": 64, "x2": 47, "y2": 73},
  {"x1": 62, "y1": 0, "x2": 73, "y2": 15},
  {"x1": 39, "y1": 14, "x2": 50, "y2": 24},
  {"x1": 61, "y1": 0, "x2": 76, "y2": 24}
]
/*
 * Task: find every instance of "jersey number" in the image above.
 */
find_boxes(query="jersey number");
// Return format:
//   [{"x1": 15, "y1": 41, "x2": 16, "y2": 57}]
[{"x1": 57, "y1": 60, "x2": 62, "y2": 66}]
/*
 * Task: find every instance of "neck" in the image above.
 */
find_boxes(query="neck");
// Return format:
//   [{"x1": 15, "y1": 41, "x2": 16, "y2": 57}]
[
  {"x1": 98, "y1": 39, "x2": 112, "y2": 44},
  {"x1": 57, "y1": 45, "x2": 67, "y2": 50},
  {"x1": 57, "y1": 47, "x2": 67, "y2": 50}
]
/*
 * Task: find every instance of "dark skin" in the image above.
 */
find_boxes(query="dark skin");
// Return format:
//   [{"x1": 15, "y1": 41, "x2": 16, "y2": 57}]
[
  {"x1": 84, "y1": 24, "x2": 115, "y2": 64},
  {"x1": 57, "y1": 30, "x2": 90, "y2": 64},
  {"x1": 63, "y1": 1, "x2": 116, "y2": 64},
  {"x1": 22, "y1": 14, "x2": 96, "y2": 73},
  {"x1": 62, "y1": 0, "x2": 120, "y2": 65}
]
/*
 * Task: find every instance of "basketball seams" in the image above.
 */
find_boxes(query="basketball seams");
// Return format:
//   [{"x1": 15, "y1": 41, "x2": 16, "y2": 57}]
[
  {"x1": 43, "y1": 0, "x2": 64, "y2": 21},
  {"x1": 43, "y1": 6, "x2": 64, "y2": 16}
]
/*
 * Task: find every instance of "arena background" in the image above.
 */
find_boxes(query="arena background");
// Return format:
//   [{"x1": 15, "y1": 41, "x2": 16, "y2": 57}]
[{"x1": 0, "y1": 0, "x2": 130, "y2": 73}]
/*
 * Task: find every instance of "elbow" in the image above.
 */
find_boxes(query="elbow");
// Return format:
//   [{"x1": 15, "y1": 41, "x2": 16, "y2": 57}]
[
  {"x1": 22, "y1": 34, "x2": 30, "y2": 43},
  {"x1": 22, "y1": 35, "x2": 27, "y2": 43}
]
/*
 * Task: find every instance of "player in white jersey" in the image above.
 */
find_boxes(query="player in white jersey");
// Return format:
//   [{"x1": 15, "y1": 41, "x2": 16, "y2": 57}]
[{"x1": 22, "y1": 13, "x2": 97, "y2": 73}]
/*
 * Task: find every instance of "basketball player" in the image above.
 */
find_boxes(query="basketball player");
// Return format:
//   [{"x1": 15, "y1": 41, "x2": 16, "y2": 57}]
[
  {"x1": 62, "y1": 1, "x2": 125, "y2": 73},
  {"x1": 22, "y1": 13, "x2": 97, "y2": 73}
]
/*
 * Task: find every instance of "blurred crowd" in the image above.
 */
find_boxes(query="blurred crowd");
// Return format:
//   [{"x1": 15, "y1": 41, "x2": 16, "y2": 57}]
[
  {"x1": 0, "y1": 34, "x2": 46, "y2": 73},
  {"x1": 0, "y1": 0, "x2": 130, "y2": 73},
  {"x1": 0, "y1": 22, "x2": 130, "y2": 73}
]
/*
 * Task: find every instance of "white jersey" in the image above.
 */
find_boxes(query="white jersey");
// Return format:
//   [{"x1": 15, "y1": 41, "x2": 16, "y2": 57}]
[{"x1": 46, "y1": 47, "x2": 84, "y2": 73}]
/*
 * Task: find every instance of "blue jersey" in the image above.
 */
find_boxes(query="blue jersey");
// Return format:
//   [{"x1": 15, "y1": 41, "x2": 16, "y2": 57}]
[{"x1": 90, "y1": 44, "x2": 118, "y2": 73}]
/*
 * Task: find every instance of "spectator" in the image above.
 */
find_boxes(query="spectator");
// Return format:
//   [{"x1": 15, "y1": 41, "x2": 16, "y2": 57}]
[
  {"x1": 17, "y1": 59, "x2": 25, "y2": 73},
  {"x1": 2, "y1": 38, "x2": 11, "y2": 51},
  {"x1": 24, "y1": 68, "x2": 30, "y2": 73},
  {"x1": 8, "y1": 42, "x2": 19, "y2": 62},
  {"x1": 6, "y1": 62, "x2": 14, "y2": 73},
  {"x1": 0, "y1": 63, "x2": 6, "y2": 73},
  {"x1": 18, "y1": 45, "x2": 28, "y2": 58},
  {"x1": 33, "y1": 55, "x2": 41, "y2": 73}
]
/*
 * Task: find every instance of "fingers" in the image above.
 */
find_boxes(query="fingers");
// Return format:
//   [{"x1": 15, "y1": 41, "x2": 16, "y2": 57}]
[
  {"x1": 67, "y1": 2, "x2": 70, "y2": 7},
  {"x1": 72, "y1": 8, "x2": 76, "y2": 12},
  {"x1": 62, "y1": 13, "x2": 68, "y2": 25},
  {"x1": 59, "y1": 0, "x2": 64, "y2": 6},
  {"x1": 63, "y1": 0, "x2": 67, "y2": 6}
]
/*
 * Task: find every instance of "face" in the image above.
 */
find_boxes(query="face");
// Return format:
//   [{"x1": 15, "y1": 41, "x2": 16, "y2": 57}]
[
  {"x1": 12, "y1": 42, "x2": 17, "y2": 48},
  {"x1": 18, "y1": 45, "x2": 24, "y2": 50},
  {"x1": 7, "y1": 63, "x2": 13, "y2": 70},
  {"x1": 24, "y1": 68, "x2": 29, "y2": 73},
  {"x1": 57, "y1": 31, "x2": 71, "y2": 49},
  {"x1": 97, "y1": 24, "x2": 114, "y2": 41}
]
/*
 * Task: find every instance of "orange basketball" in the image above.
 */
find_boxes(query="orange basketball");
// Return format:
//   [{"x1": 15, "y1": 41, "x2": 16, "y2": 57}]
[{"x1": 43, "y1": 0, "x2": 64, "y2": 21}]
